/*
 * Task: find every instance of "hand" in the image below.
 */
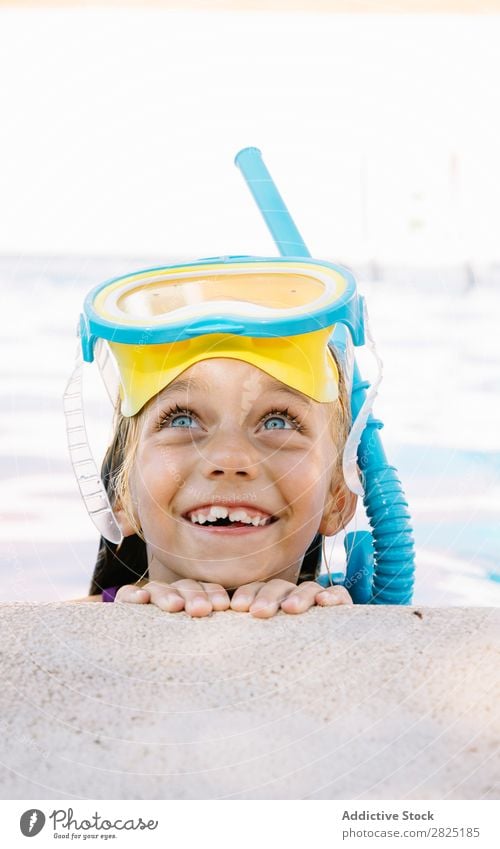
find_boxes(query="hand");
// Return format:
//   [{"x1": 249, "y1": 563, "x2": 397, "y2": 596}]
[
  {"x1": 115, "y1": 578, "x2": 353, "y2": 618},
  {"x1": 231, "y1": 579, "x2": 353, "y2": 618},
  {"x1": 115, "y1": 579, "x2": 230, "y2": 617}
]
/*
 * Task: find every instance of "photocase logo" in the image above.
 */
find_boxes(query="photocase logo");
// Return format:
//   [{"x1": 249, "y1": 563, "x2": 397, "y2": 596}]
[{"x1": 19, "y1": 809, "x2": 46, "y2": 837}]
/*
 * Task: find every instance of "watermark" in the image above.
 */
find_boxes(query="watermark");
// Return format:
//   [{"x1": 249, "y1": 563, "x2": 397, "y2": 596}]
[
  {"x1": 19, "y1": 807, "x2": 158, "y2": 840},
  {"x1": 19, "y1": 810, "x2": 46, "y2": 837}
]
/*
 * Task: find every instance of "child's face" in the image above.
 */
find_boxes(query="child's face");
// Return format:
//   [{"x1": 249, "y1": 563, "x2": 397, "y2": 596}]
[{"x1": 122, "y1": 358, "x2": 342, "y2": 589}]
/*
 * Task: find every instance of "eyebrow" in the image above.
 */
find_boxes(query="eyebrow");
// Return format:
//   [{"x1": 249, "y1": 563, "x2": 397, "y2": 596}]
[
  {"x1": 144, "y1": 378, "x2": 211, "y2": 415},
  {"x1": 155, "y1": 377, "x2": 211, "y2": 400},
  {"x1": 261, "y1": 380, "x2": 312, "y2": 405}
]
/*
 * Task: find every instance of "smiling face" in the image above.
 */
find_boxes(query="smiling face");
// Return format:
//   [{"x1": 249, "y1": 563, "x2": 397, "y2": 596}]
[{"x1": 116, "y1": 358, "x2": 353, "y2": 589}]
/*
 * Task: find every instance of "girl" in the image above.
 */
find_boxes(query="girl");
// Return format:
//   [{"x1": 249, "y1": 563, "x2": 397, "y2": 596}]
[{"x1": 70, "y1": 257, "x2": 362, "y2": 616}]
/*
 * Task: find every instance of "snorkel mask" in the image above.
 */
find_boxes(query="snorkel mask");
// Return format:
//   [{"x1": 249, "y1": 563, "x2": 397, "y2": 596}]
[{"x1": 65, "y1": 255, "x2": 366, "y2": 544}]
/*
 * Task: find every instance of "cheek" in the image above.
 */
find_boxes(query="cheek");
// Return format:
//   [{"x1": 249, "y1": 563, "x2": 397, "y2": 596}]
[
  {"x1": 132, "y1": 446, "x2": 185, "y2": 509},
  {"x1": 277, "y1": 447, "x2": 332, "y2": 511}
]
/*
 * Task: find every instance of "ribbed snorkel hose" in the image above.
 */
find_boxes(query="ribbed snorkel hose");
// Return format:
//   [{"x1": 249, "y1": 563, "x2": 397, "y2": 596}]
[
  {"x1": 354, "y1": 391, "x2": 415, "y2": 605},
  {"x1": 235, "y1": 146, "x2": 415, "y2": 604}
]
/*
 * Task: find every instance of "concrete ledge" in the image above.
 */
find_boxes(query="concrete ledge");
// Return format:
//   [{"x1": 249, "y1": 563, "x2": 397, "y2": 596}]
[{"x1": 0, "y1": 604, "x2": 498, "y2": 800}]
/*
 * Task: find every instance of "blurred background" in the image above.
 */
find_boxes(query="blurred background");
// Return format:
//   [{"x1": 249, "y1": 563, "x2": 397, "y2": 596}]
[{"x1": 1, "y1": 0, "x2": 499, "y2": 604}]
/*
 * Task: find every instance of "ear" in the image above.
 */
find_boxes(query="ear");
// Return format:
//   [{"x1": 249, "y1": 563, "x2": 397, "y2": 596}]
[
  {"x1": 318, "y1": 482, "x2": 358, "y2": 537},
  {"x1": 113, "y1": 502, "x2": 139, "y2": 539}
]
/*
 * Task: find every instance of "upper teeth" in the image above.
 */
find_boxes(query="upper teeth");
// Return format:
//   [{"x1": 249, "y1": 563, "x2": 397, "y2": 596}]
[{"x1": 188, "y1": 505, "x2": 270, "y2": 526}]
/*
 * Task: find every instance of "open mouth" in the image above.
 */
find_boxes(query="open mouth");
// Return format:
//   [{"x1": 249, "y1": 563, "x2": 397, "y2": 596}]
[{"x1": 183, "y1": 504, "x2": 278, "y2": 529}]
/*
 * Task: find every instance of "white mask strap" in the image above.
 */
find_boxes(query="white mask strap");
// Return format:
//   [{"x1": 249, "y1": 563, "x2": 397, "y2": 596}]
[
  {"x1": 63, "y1": 347, "x2": 123, "y2": 544},
  {"x1": 342, "y1": 302, "x2": 384, "y2": 497}
]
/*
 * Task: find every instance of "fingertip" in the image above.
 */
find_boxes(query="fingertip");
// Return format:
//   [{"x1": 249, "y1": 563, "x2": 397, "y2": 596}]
[
  {"x1": 211, "y1": 594, "x2": 230, "y2": 611},
  {"x1": 157, "y1": 595, "x2": 184, "y2": 612},
  {"x1": 115, "y1": 587, "x2": 150, "y2": 604},
  {"x1": 230, "y1": 594, "x2": 252, "y2": 612},
  {"x1": 249, "y1": 601, "x2": 277, "y2": 619},
  {"x1": 281, "y1": 591, "x2": 302, "y2": 606},
  {"x1": 316, "y1": 590, "x2": 336, "y2": 605},
  {"x1": 280, "y1": 595, "x2": 302, "y2": 613},
  {"x1": 316, "y1": 588, "x2": 352, "y2": 606},
  {"x1": 132, "y1": 588, "x2": 151, "y2": 603},
  {"x1": 185, "y1": 597, "x2": 212, "y2": 617}
]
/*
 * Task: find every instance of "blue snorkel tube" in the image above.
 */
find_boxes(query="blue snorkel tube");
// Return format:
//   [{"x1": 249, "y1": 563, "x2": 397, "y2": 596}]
[{"x1": 235, "y1": 147, "x2": 415, "y2": 605}]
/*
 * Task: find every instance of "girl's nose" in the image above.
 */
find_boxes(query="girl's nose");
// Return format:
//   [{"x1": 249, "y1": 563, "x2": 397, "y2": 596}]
[{"x1": 198, "y1": 430, "x2": 260, "y2": 480}]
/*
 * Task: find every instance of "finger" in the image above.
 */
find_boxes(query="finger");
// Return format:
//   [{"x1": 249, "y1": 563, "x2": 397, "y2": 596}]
[
  {"x1": 200, "y1": 582, "x2": 231, "y2": 611},
  {"x1": 315, "y1": 585, "x2": 353, "y2": 606},
  {"x1": 249, "y1": 580, "x2": 297, "y2": 619},
  {"x1": 230, "y1": 582, "x2": 265, "y2": 612},
  {"x1": 280, "y1": 581, "x2": 322, "y2": 614},
  {"x1": 115, "y1": 584, "x2": 151, "y2": 604},
  {"x1": 145, "y1": 582, "x2": 185, "y2": 613},
  {"x1": 170, "y1": 579, "x2": 213, "y2": 617}
]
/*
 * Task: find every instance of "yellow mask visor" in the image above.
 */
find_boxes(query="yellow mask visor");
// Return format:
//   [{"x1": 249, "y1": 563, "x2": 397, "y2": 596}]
[{"x1": 109, "y1": 327, "x2": 339, "y2": 417}]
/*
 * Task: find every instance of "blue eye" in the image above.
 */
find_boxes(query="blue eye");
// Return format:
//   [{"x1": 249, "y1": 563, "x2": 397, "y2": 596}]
[
  {"x1": 158, "y1": 406, "x2": 200, "y2": 430},
  {"x1": 170, "y1": 414, "x2": 196, "y2": 428},
  {"x1": 263, "y1": 415, "x2": 292, "y2": 430},
  {"x1": 260, "y1": 408, "x2": 302, "y2": 432}
]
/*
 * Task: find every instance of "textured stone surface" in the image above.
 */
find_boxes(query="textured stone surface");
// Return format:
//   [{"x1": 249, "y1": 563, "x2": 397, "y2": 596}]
[{"x1": 0, "y1": 603, "x2": 498, "y2": 800}]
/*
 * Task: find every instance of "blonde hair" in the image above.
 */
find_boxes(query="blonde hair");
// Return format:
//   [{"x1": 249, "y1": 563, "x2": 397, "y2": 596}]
[
  {"x1": 327, "y1": 350, "x2": 351, "y2": 479},
  {"x1": 104, "y1": 410, "x2": 143, "y2": 538},
  {"x1": 106, "y1": 348, "x2": 351, "y2": 538}
]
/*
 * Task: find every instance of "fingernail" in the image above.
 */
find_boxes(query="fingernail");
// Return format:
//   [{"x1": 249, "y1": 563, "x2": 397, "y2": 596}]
[
  {"x1": 284, "y1": 594, "x2": 300, "y2": 604},
  {"x1": 213, "y1": 594, "x2": 228, "y2": 605},
  {"x1": 250, "y1": 601, "x2": 271, "y2": 613},
  {"x1": 232, "y1": 595, "x2": 250, "y2": 606},
  {"x1": 157, "y1": 596, "x2": 173, "y2": 610},
  {"x1": 187, "y1": 597, "x2": 208, "y2": 610},
  {"x1": 317, "y1": 592, "x2": 341, "y2": 606}
]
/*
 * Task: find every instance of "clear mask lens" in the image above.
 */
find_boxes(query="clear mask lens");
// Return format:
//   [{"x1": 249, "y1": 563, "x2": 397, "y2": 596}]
[
  {"x1": 112, "y1": 271, "x2": 327, "y2": 321},
  {"x1": 94, "y1": 338, "x2": 120, "y2": 405}
]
